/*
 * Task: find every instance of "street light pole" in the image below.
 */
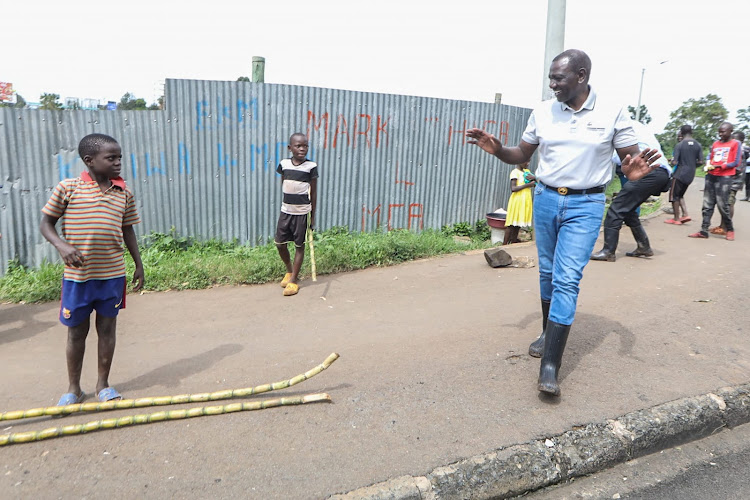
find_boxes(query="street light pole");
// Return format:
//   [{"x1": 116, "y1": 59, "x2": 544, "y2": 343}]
[
  {"x1": 635, "y1": 60, "x2": 668, "y2": 123},
  {"x1": 541, "y1": 0, "x2": 566, "y2": 100},
  {"x1": 635, "y1": 68, "x2": 646, "y2": 123}
]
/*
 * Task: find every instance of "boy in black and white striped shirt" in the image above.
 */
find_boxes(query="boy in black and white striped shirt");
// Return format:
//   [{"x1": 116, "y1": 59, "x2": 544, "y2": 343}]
[{"x1": 274, "y1": 133, "x2": 318, "y2": 296}]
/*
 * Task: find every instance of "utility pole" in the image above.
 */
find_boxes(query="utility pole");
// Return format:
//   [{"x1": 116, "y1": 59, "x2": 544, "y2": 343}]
[
  {"x1": 252, "y1": 56, "x2": 266, "y2": 83},
  {"x1": 635, "y1": 68, "x2": 646, "y2": 123},
  {"x1": 635, "y1": 61, "x2": 667, "y2": 123},
  {"x1": 541, "y1": 0, "x2": 566, "y2": 101}
]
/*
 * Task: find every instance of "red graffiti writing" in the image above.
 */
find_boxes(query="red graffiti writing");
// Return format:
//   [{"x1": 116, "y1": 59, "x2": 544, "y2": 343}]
[
  {"x1": 307, "y1": 111, "x2": 389, "y2": 149},
  {"x1": 394, "y1": 164, "x2": 414, "y2": 189},
  {"x1": 361, "y1": 203, "x2": 424, "y2": 231}
]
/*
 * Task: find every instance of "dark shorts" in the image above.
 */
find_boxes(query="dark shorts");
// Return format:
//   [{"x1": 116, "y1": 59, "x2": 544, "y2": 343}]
[
  {"x1": 60, "y1": 277, "x2": 126, "y2": 327},
  {"x1": 669, "y1": 178, "x2": 691, "y2": 202},
  {"x1": 275, "y1": 213, "x2": 308, "y2": 247}
]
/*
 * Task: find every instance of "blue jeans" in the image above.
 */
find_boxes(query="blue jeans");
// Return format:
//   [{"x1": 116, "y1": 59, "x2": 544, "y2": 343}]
[{"x1": 533, "y1": 184, "x2": 606, "y2": 325}]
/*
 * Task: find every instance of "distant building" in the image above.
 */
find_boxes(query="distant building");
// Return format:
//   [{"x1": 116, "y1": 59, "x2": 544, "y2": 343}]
[
  {"x1": 63, "y1": 97, "x2": 101, "y2": 110},
  {"x1": 64, "y1": 97, "x2": 81, "y2": 109},
  {"x1": 81, "y1": 98, "x2": 100, "y2": 110}
]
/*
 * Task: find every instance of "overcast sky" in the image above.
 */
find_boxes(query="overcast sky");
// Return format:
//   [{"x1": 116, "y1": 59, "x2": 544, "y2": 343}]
[{"x1": 3, "y1": 0, "x2": 748, "y2": 132}]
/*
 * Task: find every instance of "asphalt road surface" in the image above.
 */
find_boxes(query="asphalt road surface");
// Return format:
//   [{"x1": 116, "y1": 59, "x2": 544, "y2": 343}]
[{"x1": 527, "y1": 421, "x2": 750, "y2": 500}]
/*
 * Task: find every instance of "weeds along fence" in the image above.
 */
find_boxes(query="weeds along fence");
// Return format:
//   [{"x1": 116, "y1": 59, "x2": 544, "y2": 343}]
[{"x1": 0, "y1": 79, "x2": 532, "y2": 275}]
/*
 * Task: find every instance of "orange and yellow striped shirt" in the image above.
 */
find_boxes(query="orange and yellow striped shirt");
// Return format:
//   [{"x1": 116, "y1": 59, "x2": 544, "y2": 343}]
[{"x1": 42, "y1": 171, "x2": 140, "y2": 282}]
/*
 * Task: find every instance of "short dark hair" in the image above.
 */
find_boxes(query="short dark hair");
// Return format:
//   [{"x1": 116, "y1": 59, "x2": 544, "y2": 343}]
[
  {"x1": 552, "y1": 49, "x2": 592, "y2": 80},
  {"x1": 733, "y1": 131, "x2": 745, "y2": 142},
  {"x1": 289, "y1": 132, "x2": 307, "y2": 143},
  {"x1": 720, "y1": 121, "x2": 734, "y2": 131},
  {"x1": 679, "y1": 125, "x2": 692, "y2": 135},
  {"x1": 78, "y1": 133, "x2": 119, "y2": 161}
]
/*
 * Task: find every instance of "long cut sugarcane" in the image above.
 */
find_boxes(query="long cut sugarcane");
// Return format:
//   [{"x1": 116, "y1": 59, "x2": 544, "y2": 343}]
[
  {"x1": 0, "y1": 352, "x2": 339, "y2": 421},
  {"x1": 0, "y1": 393, "x2": 330, "y2": 447},
  {"x1": 307, "y1": 213, "x2": 317, "y2": 281}
]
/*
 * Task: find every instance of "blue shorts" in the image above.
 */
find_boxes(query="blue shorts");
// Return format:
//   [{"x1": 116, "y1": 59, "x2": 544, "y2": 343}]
[{"x1": 60, "y1": 277, "x2": 127, "y2": 327}]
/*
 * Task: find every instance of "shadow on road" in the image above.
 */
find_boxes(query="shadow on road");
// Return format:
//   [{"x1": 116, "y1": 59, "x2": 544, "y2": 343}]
[
  {"x1": 0, "y1": 303, "x2": 57, "y2": 346},
  {"x1": 507, "y1": 310, "x2": 639, "y2": 405},
  {"x1": 117, "y1": 343, "x2": 244, "y2": 393}
]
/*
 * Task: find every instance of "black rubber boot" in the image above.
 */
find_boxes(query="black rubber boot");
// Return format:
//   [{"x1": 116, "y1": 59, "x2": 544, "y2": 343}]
[
  {"x1": 528, "y1": 299, "x2": 551, "y2": 358},
  {"x1": 537, "y1": 321, "x2": 571, "y2": 396},
  {"x1": 590, "y1": 228, "x2": 619, "y2": 262},
  {"x1": 625, "y1": 225, "x2": 654, "y2": 257}
]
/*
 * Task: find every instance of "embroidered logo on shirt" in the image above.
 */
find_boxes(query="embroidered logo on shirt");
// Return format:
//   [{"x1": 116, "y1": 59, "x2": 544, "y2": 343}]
[{"x1": 62, "y1": 308, "x2": 71, "y2": 319}]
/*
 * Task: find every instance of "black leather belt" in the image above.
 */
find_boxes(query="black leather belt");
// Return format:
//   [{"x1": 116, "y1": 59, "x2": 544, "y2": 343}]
[{"x1": 543, "y1": 183, "x2": 605, "y2": 196}]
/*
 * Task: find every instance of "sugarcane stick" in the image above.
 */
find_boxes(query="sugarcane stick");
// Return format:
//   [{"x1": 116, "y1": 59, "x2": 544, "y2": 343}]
[
  {"x1": 0, "y1": 393, "x2": 331, "y2": 447},
  {"x1": 0, "y1": 352, "x2": 339, "y2": 421},
  {"x1": 307, "y1": 227, "x2": 317, "y2": 281},
  {"x1": 307, "y1": 189, "x2": 317, "y2": 282}
]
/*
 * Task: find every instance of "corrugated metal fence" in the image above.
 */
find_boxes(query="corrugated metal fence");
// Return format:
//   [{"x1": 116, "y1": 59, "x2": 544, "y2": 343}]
[{"x1": 0, "y1": 79, "x2": 532, "y2": 275}]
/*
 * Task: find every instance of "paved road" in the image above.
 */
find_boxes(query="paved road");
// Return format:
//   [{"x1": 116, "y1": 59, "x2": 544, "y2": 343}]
[
  {"x1": 1, "y1": 180, "x2": 748, "y2": 499},
  {"x1": 527, "y1": 420, "x2": 750, "y2": 500}
]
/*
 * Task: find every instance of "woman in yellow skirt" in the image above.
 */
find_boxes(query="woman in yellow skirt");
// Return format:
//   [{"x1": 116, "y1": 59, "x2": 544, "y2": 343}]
[{"x1": 504, "y1": 162, "x2": 535, "y2": 245}]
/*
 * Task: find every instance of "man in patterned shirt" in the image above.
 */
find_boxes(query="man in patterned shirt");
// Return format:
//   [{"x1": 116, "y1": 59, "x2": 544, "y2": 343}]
[
  {"x1": 275, "y1": 133, "x2": 318, "y2": 296},
  {"x1": 41, "y1": 133, "x2": 144, "y2": 406}
]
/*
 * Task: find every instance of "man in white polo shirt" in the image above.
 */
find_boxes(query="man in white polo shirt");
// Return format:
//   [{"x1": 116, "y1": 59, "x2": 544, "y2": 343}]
[{"x1": 466, "y1": 49, "x2": 661, "y2": 397}]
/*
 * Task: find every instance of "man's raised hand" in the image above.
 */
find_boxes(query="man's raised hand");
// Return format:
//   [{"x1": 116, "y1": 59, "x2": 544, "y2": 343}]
[
  {"x1": 622, "y1": 148, "x2": 662, "y2": 181},
  {"x1": 466, "y1": 128, "x2": 502, "y2": 157}
]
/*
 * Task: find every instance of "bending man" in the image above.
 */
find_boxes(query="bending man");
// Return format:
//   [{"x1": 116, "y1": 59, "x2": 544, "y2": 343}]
[{"x1": 590, "y1": 122, "x2": 671, "y2": 262}]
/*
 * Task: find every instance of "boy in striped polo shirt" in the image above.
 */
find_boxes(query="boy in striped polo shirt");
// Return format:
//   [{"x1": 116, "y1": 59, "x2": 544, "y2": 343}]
[
  {"x1": 275, "y1": 133, "x2": 318, "y2": 296},
  {"x1": 40, "y1": 133, "x2": 144, "y2": 406}
]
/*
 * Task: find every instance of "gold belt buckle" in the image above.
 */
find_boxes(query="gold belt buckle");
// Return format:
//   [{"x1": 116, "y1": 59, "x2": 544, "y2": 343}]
[{"x1": 557, "y1": 187, "x2": 568, "y2": 195}]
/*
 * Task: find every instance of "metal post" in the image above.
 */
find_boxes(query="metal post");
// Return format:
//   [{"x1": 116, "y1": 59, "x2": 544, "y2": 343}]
[
  {"x1": 542, "y1": 0, "x2": 566, "y2": 100},
  {"x1": 252, "y1": 56, "x2": 266, "y2": 83},
  {"x1": 635, "y1": 68, "x2": 645, "y2": 123}
]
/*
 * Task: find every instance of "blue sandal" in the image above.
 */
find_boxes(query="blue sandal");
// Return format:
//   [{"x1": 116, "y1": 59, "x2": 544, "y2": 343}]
[
  {"x1": 56, "y1": 392, "x2": 85, "y2": 406},
  {"x1": 97, "y1": 387, "x2": 122, "y2": 402}
]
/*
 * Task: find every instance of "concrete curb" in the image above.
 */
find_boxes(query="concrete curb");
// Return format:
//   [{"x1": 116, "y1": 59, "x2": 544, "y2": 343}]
[{"x1": 329, "y1": 383, "x2": 750, "y2": 500}]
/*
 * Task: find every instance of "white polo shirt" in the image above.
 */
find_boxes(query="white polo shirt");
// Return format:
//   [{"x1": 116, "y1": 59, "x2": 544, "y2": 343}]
[{"x1": 521, "y1": 86, "x2": 638, "y2": 190}]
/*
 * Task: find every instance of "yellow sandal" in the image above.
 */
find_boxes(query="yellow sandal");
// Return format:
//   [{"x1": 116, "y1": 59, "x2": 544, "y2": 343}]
[
  {"x1": 283, "y1": 282, "x2": 299, "y2": 296},
  {"x1": 280, "y1": 273, "x2": 293, "y2": 287}
]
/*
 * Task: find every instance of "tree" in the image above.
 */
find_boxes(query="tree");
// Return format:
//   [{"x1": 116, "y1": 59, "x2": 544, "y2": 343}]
[
  {"x1": 237, "y1": 76, "x2": 251, "y2": 82},
  {"x1": 735, "y1": 106, "x2": 750, "y2": 138},
  {"x1": 147, "y1": 95, "x2": 164, "y2": 110},
  {"x1": 118, "y1": 92, "x2": 149, "y2": 110},
  {"x1": 656, "y1": 94, "x2": 728, "y2": 155},
  {"x1": 628, "y1": 104, "x2": 651, "y2": 124},
  {"x1": 39, "y1": 93, "x2": 63, "y2": 110}
]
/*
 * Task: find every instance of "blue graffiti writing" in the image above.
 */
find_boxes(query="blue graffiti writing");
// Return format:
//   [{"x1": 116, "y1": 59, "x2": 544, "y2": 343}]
[
  {"x1": 218, "y1": 143, "x2": 238, "y2": 176},
  {"x1": 145, "y1": 152, "x2": 167, "y2": 177},
  {"x1": 178, "y1": 142, "x2": 191, "y2": 175},
  {"x1": 57, "y1": 156, "x2": 82, "y2": 181},
  {"x1": 196, "y1": 97, "x2": 258, "y2": 131}
]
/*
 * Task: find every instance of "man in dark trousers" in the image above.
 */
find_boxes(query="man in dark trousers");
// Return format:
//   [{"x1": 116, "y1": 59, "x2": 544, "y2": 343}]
[
  {"x1": 590, "y1": 122, "x2": 671, "y2": 262},
  {"x1": 665, "y1": 125, "x2": 703, "y2": 225},
  {"x1": 689, "y1": 122, "x2": 741, "y2": 241}
]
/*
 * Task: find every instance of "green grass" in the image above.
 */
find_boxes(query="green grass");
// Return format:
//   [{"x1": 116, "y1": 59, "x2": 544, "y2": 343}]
[{"x1": 0, "y1": 224, "x2": 493, "y2": 304}]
